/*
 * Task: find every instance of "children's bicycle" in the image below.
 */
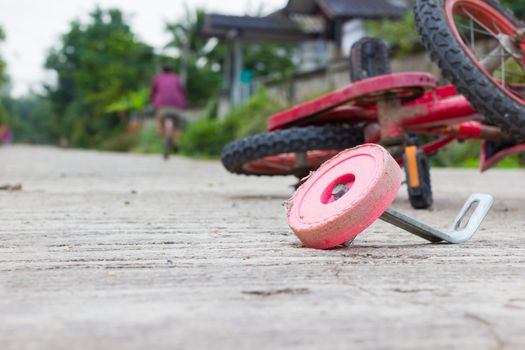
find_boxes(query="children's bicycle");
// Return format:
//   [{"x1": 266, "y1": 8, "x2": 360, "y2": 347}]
[{"x1": 221, "y1": 0, "x2": 525, "y2": 210}]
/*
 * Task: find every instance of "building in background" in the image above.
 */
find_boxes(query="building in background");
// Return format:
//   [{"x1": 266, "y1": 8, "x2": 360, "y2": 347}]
[{"x1": 201, "y1": 0, "x2": 408, "y2": 106}]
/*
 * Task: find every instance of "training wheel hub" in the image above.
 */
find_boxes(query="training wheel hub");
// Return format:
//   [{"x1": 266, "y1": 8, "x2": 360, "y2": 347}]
[{"x1": 287, "y1": 144, "x2": 401, "y2": 249}]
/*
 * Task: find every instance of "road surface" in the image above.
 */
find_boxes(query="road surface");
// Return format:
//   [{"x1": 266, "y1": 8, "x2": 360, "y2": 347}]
[{"x1": 1, "y1": 145, "x2": 524, "y2": 349}]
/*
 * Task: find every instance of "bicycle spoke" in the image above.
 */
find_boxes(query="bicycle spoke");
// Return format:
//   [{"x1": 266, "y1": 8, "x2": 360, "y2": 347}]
[
  {"x1": 456, "y1": 22, "x2": 484, "y2": 58},
  {"x1": 501, "y1": 47, "x2": 506, "y2": 84},
  {"x1": 456, "y1": 22, "x2": 497, "y2": 37},
  {"x1": 461, "y1": 7, "x2": 498, "y2": 37},
  {"x1": 492, "y1": 20, "x2": 503, "y2": 36},
  {"x1": 470, "y1": 17, "x2": 475, "y2": 52},
  {"x1": 416, "y1": 0, "x2": 525, "y2": 134},
  {"x1": 480, "y1": 44, "x2": 509, "y2": 73},
  {"x1": 455, "y1": 6, "x2": 525, "y2": 82}
]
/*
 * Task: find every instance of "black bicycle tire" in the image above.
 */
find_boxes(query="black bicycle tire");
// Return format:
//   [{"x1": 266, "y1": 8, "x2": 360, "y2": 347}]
[
  {"x1": 415, "y1": 0, "x2": 525, "y2": 141},
  {"x1": 221, "y1": 126, "x2": 364, "y2": 176}
]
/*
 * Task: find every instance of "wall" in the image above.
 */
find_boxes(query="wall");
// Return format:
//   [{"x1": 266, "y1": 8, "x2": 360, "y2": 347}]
[
  {"x1": 215, "y1": 50, "x2": 443, "y2": 118},
  {"x1": 265, "y1": 51, "x2": 442, "y2": 106}
]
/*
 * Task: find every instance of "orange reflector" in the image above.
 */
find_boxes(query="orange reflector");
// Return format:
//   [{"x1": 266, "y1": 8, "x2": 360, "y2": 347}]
[{"x1": 405, "y1": 146, "x2": 420, "y2": 188}]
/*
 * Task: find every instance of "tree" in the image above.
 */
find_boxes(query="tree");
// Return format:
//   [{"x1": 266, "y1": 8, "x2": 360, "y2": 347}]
[
  {"x1": 366, "y1": 1, "x2": 525, "y2": 57},
  {"x1": 164, "y1": 8, "x2": 296, "y2": 106},
  {"x1": 165, "y1": 8, "x2": 224, "y2": 105},
  {"x1": 4, "y1": 95, "x2": 57, "y2": 144},
  {"x1": 243, "y1": 43, "x2": 295, "y2": 81},
  {"x1": 0, "y1": 26, "x2": 9, "y2": 128},
  {"x1": 0, "y1": 26, "x2": 7, "y2": 88},
  {"x1": 502, "y1": 1, "x2": 525, "y2": 18},
  {"x1": 45, "y1": 8, "x2": 155, "y2": 147}
]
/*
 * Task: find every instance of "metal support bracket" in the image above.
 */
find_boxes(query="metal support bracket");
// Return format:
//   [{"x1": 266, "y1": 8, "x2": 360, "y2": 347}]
[{"x1": 379, "y1": 193, "x2": 494, "y2": 244}]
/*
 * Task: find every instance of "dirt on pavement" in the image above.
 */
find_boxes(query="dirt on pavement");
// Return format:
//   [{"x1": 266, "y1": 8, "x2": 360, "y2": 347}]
[{"x1": 1, "y1": 145, "x2": 524, "y2": 350}]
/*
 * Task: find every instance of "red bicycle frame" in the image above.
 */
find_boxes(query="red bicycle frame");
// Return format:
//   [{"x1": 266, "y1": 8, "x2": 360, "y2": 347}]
[{"x1": 267, "y1": 73, "x2": 525, "y2": 172}]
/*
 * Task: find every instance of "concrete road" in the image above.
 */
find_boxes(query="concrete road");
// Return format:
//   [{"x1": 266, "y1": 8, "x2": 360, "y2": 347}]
[{"x1": 1, "y1": 145, "x2": 524, "y2": 350}]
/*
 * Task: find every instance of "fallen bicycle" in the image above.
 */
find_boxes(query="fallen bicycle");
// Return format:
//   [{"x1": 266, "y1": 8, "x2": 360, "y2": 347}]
[{"x1": 221, "y1": 0, "x2": 525, "y2": 248}]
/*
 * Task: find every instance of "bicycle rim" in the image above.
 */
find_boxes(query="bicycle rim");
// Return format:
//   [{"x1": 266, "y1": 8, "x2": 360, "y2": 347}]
[{"x1": 444, "y1": 0, "x2": 525, "y2": 105}]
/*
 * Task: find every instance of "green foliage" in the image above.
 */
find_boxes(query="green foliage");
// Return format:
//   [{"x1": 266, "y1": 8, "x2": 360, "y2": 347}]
[
  {"x1": 45, "y1": 7, "x2": 154, "y2": 147},
  {"x1": 223, "y1": 88, "x2": 285, "y2": 138},
  {"x1": 0, "y1": 23, "x2": 8, "y2": 125},
  {"x1": 180, "y1": 88, "x2": 284, "y2": 157},
  {"x1": 243, "y1": 44, "x2": 295, "y2": 82},
  {"x1": 2, "y1": 95, "x2": 58, "y2": 144},
  {"x1": 431, "y1": 141, "x2": 524, "y2": 168},
  {"x1": 131, "y1": 120, "x2": 163, "y2": 154},
  {"x1": 164, "y1": 8, "x2": 295, "y2": 105},
  {"x1": 184, "y1": 59, "x2": 223, "y2": 106},
  {"x1": 0, "y1": 25, "x2": 7, "y2": 88},
  {"x1": 203, "y1": 98, "x2": 219, "y2": 120},
  {"x1": 5, "y1": 6, "x2": 299, "y2": 152},
  {"x1": 431, "y1": 141, "x2": 480, "y2": 167},
  {"x1": 166, "y1": 9, "x2": 216, "y2": 61},
  {"x1": 502, "y1": 1, "x2": 525, "y2": 18},
  {"x1": 0, "y1": 98, "x2": 8, "y2": 126},
  {"x1": 495, "y1": 60, "x2": 525, "y2": 84},
  {"x1": 365, "y1": 13, "x2": 424, "y2": 57},
  {"x1": 98, "y1": 119, "x2": 166, "y2": 153},
  {"x1": 165, "y1": 8, "x2": 224, "y2": 105},
  {"x1": 105, "y1": 88, "x2": 149, "y2": 113},
  {"x1": 179, "y1": 118, "x2": 230, "y2": 157},
  {"x1": 98, "y1": 133, "x2": 138, "y2": 152},
  {"x1": 366, "y1": 2, "x2": 525, "y2": 57}
]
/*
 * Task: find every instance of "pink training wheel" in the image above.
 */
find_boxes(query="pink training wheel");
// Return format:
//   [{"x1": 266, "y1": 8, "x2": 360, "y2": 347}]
[{"x1": 287, "y1": 144, "x2": 402, "y2": 249}]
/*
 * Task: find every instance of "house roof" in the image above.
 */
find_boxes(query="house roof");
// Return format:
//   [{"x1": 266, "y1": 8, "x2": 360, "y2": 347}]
[
  {"x1": 201, "y1": 0, "x2": 408, "y2": 42},
  {"x1": 201, "y1": 14, "x2": 323, "y2": 42},
  {"x1": 284, "y1": 0, "x2": 318, "y2": 15},
  {"x1": 285, "y1": 0, "x2": 408, "y2": 19}
]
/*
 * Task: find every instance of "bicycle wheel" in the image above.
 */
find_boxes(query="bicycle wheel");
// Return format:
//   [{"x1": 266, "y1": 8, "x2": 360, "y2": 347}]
[
  {"x1": 221, "y1": 126, "x2": 364, "y2": 177},
  {"x1": 163, "y1": 135, "x2": 172, "y2": 160},
  {"x1": 415, "y1": 0, "x2": 525, "y2": 141},
  {"x1": 162, "y1": 116, "x2": 175, "y2": 160}
]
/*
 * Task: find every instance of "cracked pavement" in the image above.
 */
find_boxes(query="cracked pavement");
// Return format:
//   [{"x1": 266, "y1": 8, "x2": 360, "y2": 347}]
[{"x1": 1, "y1": 145, "x2": 524, "y2": 349}]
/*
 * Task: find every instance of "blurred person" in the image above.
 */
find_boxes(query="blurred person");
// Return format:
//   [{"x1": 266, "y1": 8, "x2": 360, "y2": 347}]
[
  {"x1": 0, "y1": 123, "x2": 11, "y2": 145},
  {"x1": 150, "y1": 64, "x2": 186, "y2": 158}
]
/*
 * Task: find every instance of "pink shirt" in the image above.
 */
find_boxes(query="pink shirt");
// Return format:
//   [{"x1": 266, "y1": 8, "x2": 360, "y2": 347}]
[{"x1": 151, "y1": 72, "x2": 186, "y2": 109}]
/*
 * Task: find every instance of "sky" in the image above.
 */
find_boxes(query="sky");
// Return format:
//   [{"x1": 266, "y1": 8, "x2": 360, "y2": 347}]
[{"x1": 0, "y1": 0, "x2": 287, "y2": 96}]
